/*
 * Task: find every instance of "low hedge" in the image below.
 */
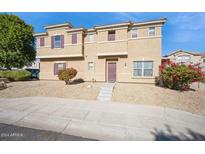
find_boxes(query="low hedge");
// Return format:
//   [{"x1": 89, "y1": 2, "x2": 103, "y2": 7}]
[{"x1": 0, "y1": 70, "x2": 32, "y2": 81}]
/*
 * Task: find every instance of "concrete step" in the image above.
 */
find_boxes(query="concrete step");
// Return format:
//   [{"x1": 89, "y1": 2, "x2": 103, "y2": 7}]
[
  {"x1": 103, "y1": 86, "x2": 114, "y2": 89},
  {"x1": 98, "y1": 93, "x2": 112, "y2": 98},
  {"x1": 99, "y1": 91, "x2": 112, "y2": 95},
  {"x1": 97, "y1": 83, "x2": 115, "y2": 102},
  {"x1": 101, "y1": 86, "x2": 113, "y2": 88},
  {"x1": 97, "y1": 96, "x2": 111, "y2": 101},
  {"x1": 101, "y1": 87, "x2": 113, "y2": 91},
  {"x1": 100, "y1": 89, "x2": 112, "y2": 92}
]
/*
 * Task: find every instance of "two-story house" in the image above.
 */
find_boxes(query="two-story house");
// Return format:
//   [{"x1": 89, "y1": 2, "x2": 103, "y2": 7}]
[
  {"x1": 163, "y1": 50, "x2": 205, "y2": 72},
  {"x1": 34, "y1": 18, "x2": 166, "y2": 83}
]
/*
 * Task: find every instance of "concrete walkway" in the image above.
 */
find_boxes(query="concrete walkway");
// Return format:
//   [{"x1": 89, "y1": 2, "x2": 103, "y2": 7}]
[
  {"x1": 97, "y1": 83, "x2": 115, "y2": 101},
  {"x1": 0, "y1": 97, "x2": 205, "y2": 140}
]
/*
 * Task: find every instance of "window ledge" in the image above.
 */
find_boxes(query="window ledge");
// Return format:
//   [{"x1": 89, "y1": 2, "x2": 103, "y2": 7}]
[
  {"x1": 84, "y1": 41, "x2": 97, "y2": 44},
  {"x1": 131, "y1": 76, "x2": 154, "y2": 79},
  {"x1": 97, "y1": 40, "x2": 127, "y2": 44}
]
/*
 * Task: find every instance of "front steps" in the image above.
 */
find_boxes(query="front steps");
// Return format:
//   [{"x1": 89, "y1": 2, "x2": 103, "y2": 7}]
[{"x1": 97, "y1": 83, "x2": 115, "y2": 101}]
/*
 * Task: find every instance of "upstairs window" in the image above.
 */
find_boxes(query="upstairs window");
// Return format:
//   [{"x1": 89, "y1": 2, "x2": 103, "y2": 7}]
[
  {"x1": 203, "y1": 59, "x2": 205, "y2": 63},
  {"x1": 87, "y1": 33, "x2": 94, "y2": 42},
  {"x1": 108, "y1": 30, "x2": 115, "y2": 41},
  {"x1": 72, "y1": 33, "x2": 77, "y2": 44},
  {"x1": 40, "y1": 37, "x2": 45, "y2": 47},
  {"x1": 131, "y1": 28, "x2": 138, "y2": 38},
  {"x1": 54, "y1": 35, "x2": 62, "y2": 48},
  {"x1": 184, "y1": 55, "x2": 191, "y2": 62},
  {"x1": 148, "y1": 27, "x2": 155, "y2": 36},
  {"x1": 176, "y1": 55, "x2": 191, "y2": 63},
  {"x1": 176, "y1": 56, "x2": 182, "y2": 62}
]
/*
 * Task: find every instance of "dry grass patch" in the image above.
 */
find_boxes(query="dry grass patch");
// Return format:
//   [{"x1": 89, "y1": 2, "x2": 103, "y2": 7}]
[
  {"x1": 0, "y1": 80, "x2": 103, "y2": 100},
  {"x1": 112, "y1": 83, "x2": 205, "y2": 116}
]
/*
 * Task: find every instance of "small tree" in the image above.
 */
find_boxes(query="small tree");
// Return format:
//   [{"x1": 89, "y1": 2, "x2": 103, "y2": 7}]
[
  {"x1": 158, "y1": 61, "x2": 205, "y2": 90},
  {"x1": 0, "y1": 14, "x2": 36, "y2": 69},
  {"x1": 58, "y1": 68, "x2": 77, "y2": 85}
]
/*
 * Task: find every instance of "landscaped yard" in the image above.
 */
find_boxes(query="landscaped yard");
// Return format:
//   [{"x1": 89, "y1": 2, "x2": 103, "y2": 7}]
[
  {"x1": 0, "y1": 80, "x2": 103, "y2": 100},
  {"x1": 1, "y1": 80, "x2": 205, "y2": 116},
  {"x1": 112, "y1": 83, "x2": 205, "y2": 116}
]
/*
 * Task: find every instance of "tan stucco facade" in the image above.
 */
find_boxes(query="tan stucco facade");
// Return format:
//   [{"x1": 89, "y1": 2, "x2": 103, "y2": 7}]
[{"x1": 35, "y1": 19, "x2": 166, "y2": 83}]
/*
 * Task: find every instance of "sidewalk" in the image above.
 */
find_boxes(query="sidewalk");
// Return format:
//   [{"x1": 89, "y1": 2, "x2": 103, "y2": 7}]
[{"x1": 0, "y1": 97, "x2": 205, "y2": 140}]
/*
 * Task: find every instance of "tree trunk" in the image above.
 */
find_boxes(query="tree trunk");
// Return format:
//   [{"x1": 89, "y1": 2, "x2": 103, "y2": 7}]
[{"x1": 65, "y1": 80, "x2": 70, "y2": 85}]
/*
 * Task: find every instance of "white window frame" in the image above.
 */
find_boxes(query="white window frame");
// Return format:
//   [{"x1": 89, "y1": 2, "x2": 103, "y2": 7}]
[
  {"x1": 176, "y1": 55, "x2": 191, "y2": 62},
  {"x1": 54, "y1": 35, "x2": 61, "y2": 48},
  {"x1": 57, "y1": 63, "x2": 64, "y2": 70},
  {"x1": 183, "y1": 55, "x2": 191, "y2": 62},
  {"x1": 87, "y1": 33, "x2": 94, "y2": 42},
  {"x1": 131, "y1": 28, "x2": 138, "y2": 38},
  {"x1": 148, "y1": 27, "x2": 155, "y2": 36},
  {"x1": 88, "y1": 62, "x2": 94, "y2": 72},
  {"x1": 133, "y1": 61, "x2": 153, "y2": 77},
  {"x1": 177, "y1": 56, "x2": 183, "y2": 60}
]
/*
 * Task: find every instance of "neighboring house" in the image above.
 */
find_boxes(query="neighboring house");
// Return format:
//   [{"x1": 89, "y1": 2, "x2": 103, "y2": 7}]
[
  {"x1": 23, "y1": 59, "x2": 40, "y2": 79},
  {"x1": 0, "y1": 59, "x2": 40, "y2": 71},
  {"x1": 23, "y1": 59, "x2": 40, "y2": 70},
  {"x1": 34, "y1": 18, "x2": 166, "y2": 83},
  {"x1": 163, "y1": 50, "x2": 205, "y2": 72}
]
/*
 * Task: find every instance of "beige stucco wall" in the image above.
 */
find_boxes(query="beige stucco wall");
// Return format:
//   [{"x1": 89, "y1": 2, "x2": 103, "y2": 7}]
[
  {"x1": 97, "y1": 41, "x2": 127, "y2": 54},
  {"x1": 40, "y1": 58, "x2": 85, "y2": 80},
  {"x1": 37, "y1": 28, "x2": 83, "y2": 58},
  {"x1": 36, "y1": 23, "x2": 163, "y2": 83}
]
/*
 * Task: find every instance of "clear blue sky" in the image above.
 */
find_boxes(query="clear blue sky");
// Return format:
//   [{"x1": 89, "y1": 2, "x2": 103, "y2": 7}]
[{"x1": 9, "y1": 12, "x2": 205, "y2": 56}]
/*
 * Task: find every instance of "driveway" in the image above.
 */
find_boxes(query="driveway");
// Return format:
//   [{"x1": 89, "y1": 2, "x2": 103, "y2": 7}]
[{"x1": 0, "y1": 97, "x2": 205, "y2": 140}]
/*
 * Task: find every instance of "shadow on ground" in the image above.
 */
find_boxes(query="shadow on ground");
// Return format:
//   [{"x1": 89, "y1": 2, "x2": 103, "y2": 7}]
[
  {"x1": 68, "y1": 78, "x2": 85, "y2": 85},
  {"x1": 151, "y1": 124, "x2": 205, "y2": 141},
  {"x1": 0, "y1": 123, "x2": 97, "y2": 141}
]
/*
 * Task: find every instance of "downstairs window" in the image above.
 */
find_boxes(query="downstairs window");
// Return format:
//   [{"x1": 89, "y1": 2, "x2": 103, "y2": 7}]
[{"x1": 133, "y1": 61, "x2": 153, "y2": 77}]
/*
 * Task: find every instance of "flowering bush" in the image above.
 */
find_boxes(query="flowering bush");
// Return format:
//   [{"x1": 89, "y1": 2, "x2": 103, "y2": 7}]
[
  {"x1": 58, "y1": 68, "x2": 77, "y2": 85},
  {"x1": 158, "y1": 61, "x2": 205, "y2": 90}
]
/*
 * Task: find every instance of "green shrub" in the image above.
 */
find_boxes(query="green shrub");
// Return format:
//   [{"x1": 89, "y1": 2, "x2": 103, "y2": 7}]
[
  {"x1": 58, "y1": 68, "x2": 77, "y2": 84},
  {"x1": 158, "y1": 61, "x2": 205, "y2": 90},
  {"x1": 0, "y1": 70, "x2": 32, "y2": 81}
]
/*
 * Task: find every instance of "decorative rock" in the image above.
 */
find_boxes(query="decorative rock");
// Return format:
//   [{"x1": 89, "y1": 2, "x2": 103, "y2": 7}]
[
  {"x1": 87, "y1": 85, "x2": 92, "y2": 88},
  {"x1": 0, "y1": 78, "x2": 8, "y2": 83},
  {"x1": 0, "y1": 81, "x2": 7, "y2": 90}
]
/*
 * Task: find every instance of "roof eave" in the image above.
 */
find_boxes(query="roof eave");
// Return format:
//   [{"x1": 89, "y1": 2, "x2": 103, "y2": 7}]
[
  {"x1": 94, "y1": 22, "x2": 131, "y2": 30},
  {"x1": 133, "y1": 18, "x2": 167, "y2": 26},
  {"x1": 44, "y1": 23, "x2": 73, "y2": 29},
  {"x1": 164, "y1": 50, "x2": 204, "y2": 57},
  {"x1": 33, "y1": 32, "x2": 48, "y2": 37},
  {"x1": 66, "y1": 27, "x2": 85, "y2": 33}
]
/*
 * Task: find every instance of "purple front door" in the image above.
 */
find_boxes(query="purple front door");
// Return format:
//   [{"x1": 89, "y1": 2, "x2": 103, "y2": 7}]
[{"x1": 108, "y1": 63, "x2": 116, "y2": 82}]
